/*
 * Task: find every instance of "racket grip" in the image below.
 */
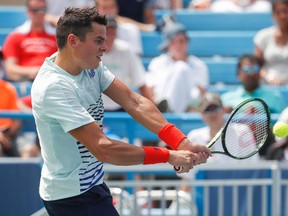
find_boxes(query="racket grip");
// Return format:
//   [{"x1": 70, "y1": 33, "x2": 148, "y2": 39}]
[{"x1": 174, "y1": 166, "x2": 183, "y2": 172}]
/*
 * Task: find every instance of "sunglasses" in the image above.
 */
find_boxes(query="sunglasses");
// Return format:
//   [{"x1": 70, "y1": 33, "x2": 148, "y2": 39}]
[
  {"x1": 241, "y1": 65, "x2": 260, "y2": 74},
  {"x1": 29, "y1": 7, "x2": 47, "y2": 14},
  {"x1": 203, "y1": 105, "x2": 221, "y2": 114}
]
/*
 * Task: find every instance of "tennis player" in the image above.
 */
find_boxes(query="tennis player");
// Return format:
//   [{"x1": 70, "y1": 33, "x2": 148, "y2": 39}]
[{"x1": 31, "y1": 7, "x2": 211, "y2": 216}]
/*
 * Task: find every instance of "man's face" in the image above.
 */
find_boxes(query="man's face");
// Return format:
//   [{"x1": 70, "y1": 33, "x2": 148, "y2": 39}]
[
  {"x1": 27, "y1": 0, "x2": 47, "y2": 24},
  {"x1": 238, "y1": 59, "x2": 261, "y2": 92},
  {"x1": 96, "y1": 0, "x2": 118, "y2": 15},
  {"x1": 202, "y1": 104, "x2": 224, "y2": 125},
  {"x1": 273, "y1": 2, "x2": 288, "y2": 29},
  {"x1": 167, "y1": 33, "x2": 188, "y2": 57},
  {"x1": 73, "y1": 23, "x2": 107, "y2": 69}
]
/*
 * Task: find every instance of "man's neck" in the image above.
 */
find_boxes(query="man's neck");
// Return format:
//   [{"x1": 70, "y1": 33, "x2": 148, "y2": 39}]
[
  {"x1": 54, "y1": 51, "x2": 83, "y2": 76},
  {"x1": 30, "y1": 22, "x2": 45, "y2": 32}
]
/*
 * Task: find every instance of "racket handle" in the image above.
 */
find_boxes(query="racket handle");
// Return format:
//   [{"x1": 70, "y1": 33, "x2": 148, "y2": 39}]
[{"x1": 174, "y1": 166, "x2": 183, "y2": 172}]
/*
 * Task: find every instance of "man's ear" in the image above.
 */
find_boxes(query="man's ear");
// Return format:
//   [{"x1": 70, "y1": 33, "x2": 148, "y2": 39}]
[{"x1": 67, "y1": 34, "x2": 78, "y2": 47}]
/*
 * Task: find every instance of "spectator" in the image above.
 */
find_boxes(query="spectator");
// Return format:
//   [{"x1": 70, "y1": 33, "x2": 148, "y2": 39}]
[
  {"x1": 116, "y1": 0, "x2": 183, "y2": 24},
  {"x1": 101, "y1": 15, "x2": 154, "y2": 111},
  {"x1": 148, "y1": 0, "x2": 183, "y2": 10},
  {"x1": 116, "y1": 0, "x2": 150, "y2": 23},
  {"x1": 95, "y1": 0, "x2": 150, "y2": 55},
  {"x1": 44, "y1": 0, "x2": 94, "y2": 27},
  {"x1": 220, "y1": 54, "x2": 282, "y2": 157},
  {"x1": 189, "y1": 0, "x2": 271, "y2": 12},
  {"x1": 16, "y1": 94, "x2": 41, "y2": 158},
  {"x1": 189, "y1": 92, "x2": 260, "y2": 162},
  {"x1": 179, "y1": 92, "x2": 260, "y2": 191},
  {"x1": 0, "y1": 60, "x2": 40, "y2": 158},
  {"x1": 189, "y1": 0, "x2": 211, "y2": 10},
  {"x1": 254, "y1": 0, "x2": 288, "y2": 85},
  {"x1": 0, "y1": 52, "x2": 21, "y2": 157},
  {"x1": 146, "y1": 22, "x2": 209, "y2": 113},
  {"x1": 2, "y1": 0, "x2": 58, "y2": 82},
  {"x1": 221, "y1": 54, "x2": 285, "y2": 114}
]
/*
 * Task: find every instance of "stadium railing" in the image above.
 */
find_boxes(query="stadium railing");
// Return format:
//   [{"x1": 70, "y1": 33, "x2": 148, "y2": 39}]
[
  {"x1": 105, "y1": 161, "x2": 286, "y2": 216},
  {"x1": 2, "y1": 158, "x2": 288, "y2": 216}
]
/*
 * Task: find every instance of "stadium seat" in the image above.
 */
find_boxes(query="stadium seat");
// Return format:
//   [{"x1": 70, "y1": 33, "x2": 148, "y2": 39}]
[
  {"x1": 0, "y1": 6, "x2": 26, "y2": 46},
  {"x1": 11, "y1": 81, "x2": 32, "y2": 97},
  {"x1": 0, "y1": 29, "x2": 11, "y2": 46},
  {"x1": 0, "y1": 6, "x2": 26, "y2": 30},
  {"x1": 141, "y1": 31, "x2": 256, "y2": 58},
  {"x1": 154, "y1": 10, "x2": 274, "y2": 31}
]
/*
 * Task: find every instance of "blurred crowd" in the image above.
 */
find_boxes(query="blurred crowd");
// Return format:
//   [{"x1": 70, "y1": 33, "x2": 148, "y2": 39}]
[
  {"x1": 1, "y1": 1, "x2": 288, "y2": 215},
  {"x1": 0, "y1": 0, "x2": 288, "y2": 163}
]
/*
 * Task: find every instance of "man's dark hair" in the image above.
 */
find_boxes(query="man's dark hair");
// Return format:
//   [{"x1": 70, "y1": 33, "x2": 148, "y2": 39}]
[
  {"x1": 56, "y1": 6, "x2": 107, "y2": 50},
  {"x1": 237, "y1": 54, "x2": 264, "y2": 74},
  {"x1": 272, "y1": 0, "x2": 288, "y2": 12}
]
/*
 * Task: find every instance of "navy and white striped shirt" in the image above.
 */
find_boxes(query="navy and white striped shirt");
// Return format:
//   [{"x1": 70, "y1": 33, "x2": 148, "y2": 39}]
[{"x1": 32, "y1": 53, "x2": 115, "y2": 201}]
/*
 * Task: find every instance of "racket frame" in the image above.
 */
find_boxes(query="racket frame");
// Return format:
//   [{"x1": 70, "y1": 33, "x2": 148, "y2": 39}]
[{"x1": 207, "y1": 98, "x2": 270, "y2": 159}]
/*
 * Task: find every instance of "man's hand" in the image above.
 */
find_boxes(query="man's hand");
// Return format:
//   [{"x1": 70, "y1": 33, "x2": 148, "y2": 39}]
[
  {"x1": 168, "y1": 149, "x2": 200, "y2": 173},
  {"x1": 177, "y1": 138, "x2": 212, "y2": 165}
]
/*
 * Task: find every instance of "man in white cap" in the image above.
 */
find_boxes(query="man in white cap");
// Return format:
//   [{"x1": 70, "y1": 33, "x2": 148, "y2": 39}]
[{"x1": 146, "y1": 22, "x2": 209, "y2": 113}]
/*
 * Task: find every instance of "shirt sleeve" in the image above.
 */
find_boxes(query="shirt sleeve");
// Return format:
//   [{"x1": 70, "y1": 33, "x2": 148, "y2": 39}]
[
  {"x1": 97, "y1": 63, "x2": 115, "y2": 92},
  {"x1": 253, "y1": 27, "x2": 272, "y2": 51}
]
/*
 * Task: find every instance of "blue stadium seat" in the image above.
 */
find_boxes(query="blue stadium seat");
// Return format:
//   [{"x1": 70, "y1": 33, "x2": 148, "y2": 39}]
[
  {"x1": 141, "y1": 31, "x2": 256, "y2": 58},
  {"x1": 0, "y1": 7, "x2": 26, "y2": 46},
  {"x1": 11, "y1": 81, "x2": 32, "y2": 97},
  {"x1": 205, "y1": 58, "x2": 239, "y2": 84},
  {"x1": 0, "y1": 29, "x2": 11, "y2": 46},
  {"x1": 0, "y1": 6, "x2": 26, "y2": 29},
  {"x1": 154, "y1": 10, "x2": 274, "y2": 31}
]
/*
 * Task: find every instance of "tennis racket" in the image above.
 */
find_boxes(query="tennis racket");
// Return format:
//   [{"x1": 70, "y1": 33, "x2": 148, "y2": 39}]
[{"x1": 175, "y1": 98, "x2": 270, "y2": 172}]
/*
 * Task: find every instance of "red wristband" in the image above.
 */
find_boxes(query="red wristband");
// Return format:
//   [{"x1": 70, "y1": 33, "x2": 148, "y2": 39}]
[
  {"x1": 158, "y1": 123, "x2": 187, "y2": 150},
  {"x1": 142, "y1": 146, "x2": 170, "y2": 164}
]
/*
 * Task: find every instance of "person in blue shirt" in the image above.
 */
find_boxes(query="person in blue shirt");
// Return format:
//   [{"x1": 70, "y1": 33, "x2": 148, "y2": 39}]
[{"x1": 221, "y1": 53, "x2": 285, "y2": 114}]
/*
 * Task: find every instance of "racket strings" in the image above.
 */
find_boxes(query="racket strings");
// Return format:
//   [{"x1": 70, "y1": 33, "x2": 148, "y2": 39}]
[{"x1": 224, "y1": 101, "x2": 269, "y2": 158}]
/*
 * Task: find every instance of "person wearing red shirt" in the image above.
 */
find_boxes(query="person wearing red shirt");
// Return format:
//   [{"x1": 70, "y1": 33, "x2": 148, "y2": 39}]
[{"x1": 2, "y1": 0, "x2": 57, "y2": 82}]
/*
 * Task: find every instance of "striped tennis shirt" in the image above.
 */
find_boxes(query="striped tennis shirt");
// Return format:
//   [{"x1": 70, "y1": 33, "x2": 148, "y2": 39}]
[{"x1": 31, "y1": 53, "x2": 115, "y2": 201}]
